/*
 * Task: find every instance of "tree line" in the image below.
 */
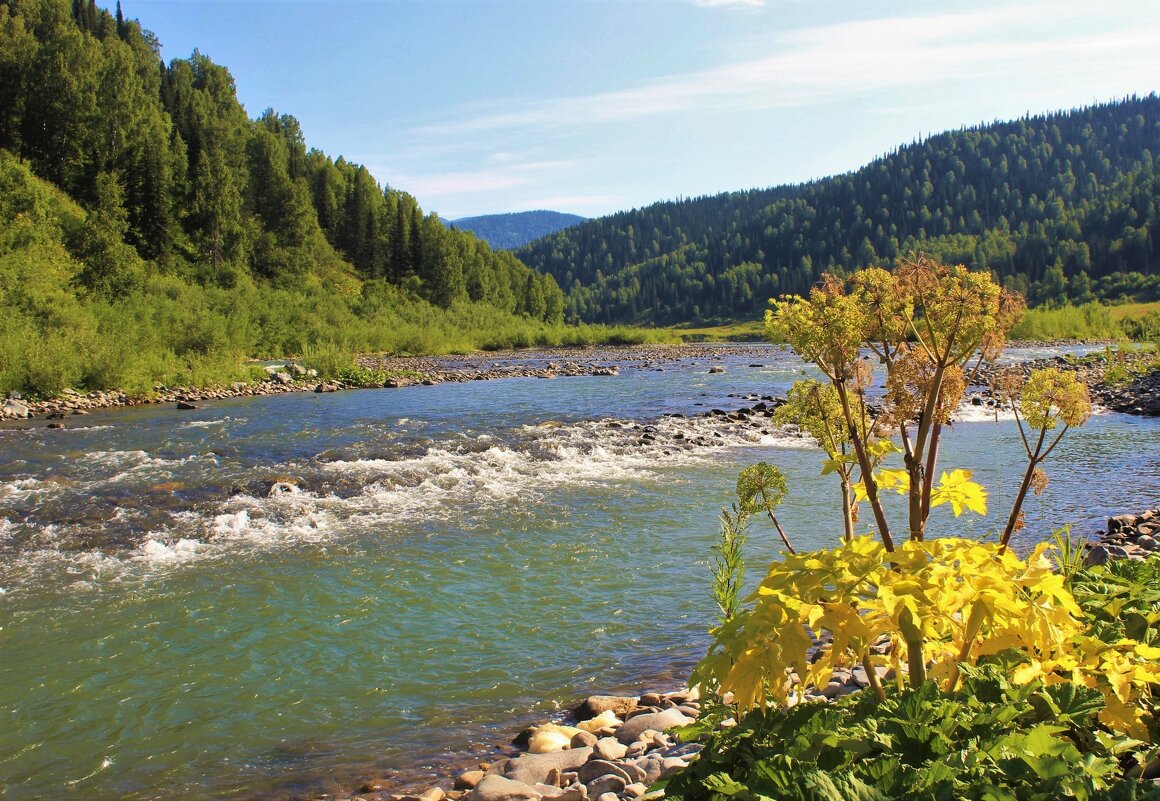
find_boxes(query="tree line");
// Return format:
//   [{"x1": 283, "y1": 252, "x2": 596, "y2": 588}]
[
  {"x1": 0, "y1": 0, "x2": 564, "y2": 319},
  {"x1": 518, "y1": 96, "x2": 1160, "y2": 324}
]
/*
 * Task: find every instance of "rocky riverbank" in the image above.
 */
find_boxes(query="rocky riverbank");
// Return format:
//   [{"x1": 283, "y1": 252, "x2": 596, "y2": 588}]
[
  {"x1": 0, "y1": 345, "x2": 778, "y2": 422},
  {"x1": 1085, "y1": 507, "x2": 1160, "y2": 564},
  {"x1": 973, "y1": 348, "x2": 1160, "y2": 416},
  {"x1": 3, "y1": 343, "x2": 1156, "y2": 424}
]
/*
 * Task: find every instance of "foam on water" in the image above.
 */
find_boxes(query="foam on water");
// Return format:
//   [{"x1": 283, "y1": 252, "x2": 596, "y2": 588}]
[
  {"x1": 952, "y1": 402, "x2": 1017, "y2": 424},
  {"x1": 0, "y1": 476, "x2": 65, "y2": 501},
  {"x1": 179, "y1": 418, "x2": 230, "y2": 429},
  {"x1": 134, "y1": 537, "x2": 204, "y2": 564},
  {"x1": 0, "y1": 408, "x2": 812, "y2": 584}
]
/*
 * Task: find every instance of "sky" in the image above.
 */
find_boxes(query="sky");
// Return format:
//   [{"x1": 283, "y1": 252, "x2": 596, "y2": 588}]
[{"x1": 123, "y1": 0, "x2": 1160, "y2": 220}]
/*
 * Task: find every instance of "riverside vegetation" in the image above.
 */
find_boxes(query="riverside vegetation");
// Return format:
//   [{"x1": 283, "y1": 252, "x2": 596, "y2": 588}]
[
  {"x1": 0, "y1": 0, "x2": 673, "y2": 400},
  {"x1": 3, "y1": 2, "x2": 1160, "y2": 404},
  {"x1": 662, "y1": 259, "x2": 1160, "y2": 800}
]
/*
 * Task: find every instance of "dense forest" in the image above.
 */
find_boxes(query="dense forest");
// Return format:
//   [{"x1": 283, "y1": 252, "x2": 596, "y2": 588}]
[
  {"x1": 519, "y1": 97, "x2": 1160, "y2": 324},
  {"x1": 450, "y1": 211, "x2": 586, "y2": 250},
  {"x1": 0, "y1": 0, "x2": 572, "y2": 395}
]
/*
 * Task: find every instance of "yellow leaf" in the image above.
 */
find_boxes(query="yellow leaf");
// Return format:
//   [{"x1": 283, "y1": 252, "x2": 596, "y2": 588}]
[
  {"x1": 1012, "y1": 661, "x2": 1044, "y2": 684},
  {"x1": 1133, "y1": 642, "x2": 1160, "y2": 661},
  {"x1": 929, "y1": 468, "x2": 988, "y2": 516}
]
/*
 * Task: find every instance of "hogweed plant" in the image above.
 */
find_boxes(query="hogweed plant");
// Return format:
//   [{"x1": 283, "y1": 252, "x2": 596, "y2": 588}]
[{"x1": 694, "y1": 257, "x2": 1160, "y2": 741}]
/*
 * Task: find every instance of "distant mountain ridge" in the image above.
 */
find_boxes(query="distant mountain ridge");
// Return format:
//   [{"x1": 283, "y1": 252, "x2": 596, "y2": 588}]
[
  {"x1": 517, "y1": 95, "x2": 1160, "y2": 324},
  {"x1": 451, "y1": 210, "x2": 586, "y2": 250}
]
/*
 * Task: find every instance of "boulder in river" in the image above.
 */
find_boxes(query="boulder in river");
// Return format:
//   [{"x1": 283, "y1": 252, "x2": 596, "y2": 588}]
[{"x1": 2, "y1": 398, "x2": 30, "y2": 419}]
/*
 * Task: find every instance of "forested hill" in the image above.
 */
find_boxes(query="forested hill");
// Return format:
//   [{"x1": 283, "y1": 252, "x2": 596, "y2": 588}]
[
  {"x1": 518, "y1": 96, "x2": 1160, "y2": 324},
  {"x1": 0, "y1": 0, "x2": 564, "y2": 335},
  {"x1": 451, "y1": 211, "x2": 586, "y2": 250}
]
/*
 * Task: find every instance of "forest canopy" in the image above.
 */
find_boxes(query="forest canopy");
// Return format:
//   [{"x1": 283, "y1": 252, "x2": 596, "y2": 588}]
[
  {"x1": 519, "y1": 96, "x2": 1160, "y2": 324},
  {"x1": 0, "y1": 0, "x2": 570, "y2": 394}
]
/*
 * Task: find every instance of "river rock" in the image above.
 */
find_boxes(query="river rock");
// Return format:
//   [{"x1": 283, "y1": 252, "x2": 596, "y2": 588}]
[
  {"x1": 630, "y1": 755, "x2": 664, "y2": 786},
  {"x1": 272, "y1": 371, "x2": 293, "y2": 384},
  {"x1": 569, "y1": 731, "x2": 598, "y2": 748},
  {"x1": 528, "y1": 724, "x2": 584, "y2": 753},
  {"x1": 421, "y1": 787, "x2": 447, "y2": 801},
  {"x1": 504, "y1": 748, "x2": 594, "y2": 786},
  {"x1": 624, "y1": 784, "x2": 648, "y2": 799},
  {"x1": 2, "y1": 398, "x2": 30, "y2": 418},
  {"x1": 616, "y1": 708, "x2": 691, "y2": 744},
  {"x1": 533, "y1": 785, "x2": 585, "y2": 801},
  {"x1": 585, "y1": 775, "x2": 626, "y2": 798},
  {"x1": 1109, "y1": 514, "x2": 1138, "y2": 532},
  {"x1": 577, "y1": 760, "x2": 631, "y2": 786},
  {"x1": 467, "y1": 775, "x2": 541, "y2": 801},
  {"x1": 1085, "y1": 544, "x2": 1111, "y2": 566},
  {"x1": 592, "y1": 737, "x2": 627, "y2": 762},
  {"x1": 576, "y1": 696, "x2": 638, "y2": 721},
  {"x1": 576, "y1": 710, "x2": 620, "y2": 733},
  {"x1": 455, "y1": 771, "x2": 487, "y2": 790},
  {"x1": 176, "y1": 401, "x2": 199, "y2": 410}
]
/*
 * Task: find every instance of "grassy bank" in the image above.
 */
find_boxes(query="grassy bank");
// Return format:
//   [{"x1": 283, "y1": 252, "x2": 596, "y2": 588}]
[
  {"x1": 669, "y1": 320, "x2": 768, "y2": 343},
  {"x1": 670, "y1": 299, "x2": 1160, "y2": 346}
]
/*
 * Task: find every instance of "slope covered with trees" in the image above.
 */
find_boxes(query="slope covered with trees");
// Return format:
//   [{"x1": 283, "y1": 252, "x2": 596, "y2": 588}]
[
  {"x1": 450, "y1": 211, "x2": 586, "y2": 250},
  {"x1": 0, "y1": 0, "x2": 571, "y2": 394},
  {"x1": 518, "y1": 96, "x2": 1160, "y2": 324}
]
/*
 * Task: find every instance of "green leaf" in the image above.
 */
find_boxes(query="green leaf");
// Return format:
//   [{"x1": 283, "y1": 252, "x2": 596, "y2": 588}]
[
  {"x1": 702, "y1": 772, "x2": 748, "y2": 797},
  {"x1": 1033, "y1": 682, "x2": 1104, "y2": 726}
]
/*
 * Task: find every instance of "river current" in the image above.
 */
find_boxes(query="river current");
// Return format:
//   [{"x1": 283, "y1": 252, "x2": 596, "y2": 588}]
[{"x1": 1, "y1": 345, "x2": 1157, "y2": 800}]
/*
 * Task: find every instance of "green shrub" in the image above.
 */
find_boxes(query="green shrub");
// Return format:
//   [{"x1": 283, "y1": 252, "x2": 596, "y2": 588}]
[{"x1": 666, "y1": 663, "x2": 1160, "y2": 801}]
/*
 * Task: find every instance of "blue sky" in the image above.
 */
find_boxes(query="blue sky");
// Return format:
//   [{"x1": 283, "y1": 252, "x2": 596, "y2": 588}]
[{"x1": 126, "y1": 0, "x2": 1160, "y2": 220}]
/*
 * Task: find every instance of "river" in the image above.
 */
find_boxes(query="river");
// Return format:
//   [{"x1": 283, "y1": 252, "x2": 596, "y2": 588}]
[{"x1": 2, "y1": 345, "x2": 1157, "y2": 800}]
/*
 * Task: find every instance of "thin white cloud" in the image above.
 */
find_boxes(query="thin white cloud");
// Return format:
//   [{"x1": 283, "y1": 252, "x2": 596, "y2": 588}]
[
  {"x1": 389, "y1": 159, "x2": 576, "y2": 199},
  {"x1": 389, "y1": 170, "x2": 530, "y2": 197},
  {"x1": 418, "y1": 2, "x2": 1160, "y2": 137}
]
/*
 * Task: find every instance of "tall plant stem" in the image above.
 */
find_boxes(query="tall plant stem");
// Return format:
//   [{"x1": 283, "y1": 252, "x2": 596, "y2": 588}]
[
  {"x1": 836, "y1": 380, "x2": 894, "y2": 552},
  {"x1": 909, "y1": 361, "x2": 948, "y2": 540},
  {"x1": 841, "y1": 480, "x2": 855, "y2": 543},
  {"x1": 766, "y1": 510, "x2": 796, "y2": 555},
  {"x1": 899, "y1": 609, "x2": 927, "y2": 686},
  {"x1": 862, "y1": 649, "x2": 887, "y2": 703},
  {"x1": 999, "y1": 424, "x2": 1069, "y2": 551},
  {"x1": 920, "y1": 423, "x2": 942, "y2": 525}
]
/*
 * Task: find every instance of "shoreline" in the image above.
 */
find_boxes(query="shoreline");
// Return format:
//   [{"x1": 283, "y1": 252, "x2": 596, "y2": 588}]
[
  {"x1": 2, "y1": 340, "x2": 1156, "y2": 424},
  {"x1": 0, "y1": 344, "x2": 778, "y2": 423}
]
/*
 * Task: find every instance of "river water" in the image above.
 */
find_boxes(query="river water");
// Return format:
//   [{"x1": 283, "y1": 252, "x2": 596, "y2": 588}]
[{"x1": 1, "y1": 345, "x2": 1157, "y2": 800}]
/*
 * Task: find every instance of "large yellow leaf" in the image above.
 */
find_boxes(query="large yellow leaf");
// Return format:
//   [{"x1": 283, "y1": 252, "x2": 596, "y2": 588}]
[{"x1": 929, "y1": 468, "x2": 988, "y2": 516}]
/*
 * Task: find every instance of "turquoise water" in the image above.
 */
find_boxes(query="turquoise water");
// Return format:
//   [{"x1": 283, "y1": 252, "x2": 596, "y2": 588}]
[{"x1": 1, "y1": 346, "x2": 1157, "y2": 800}]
